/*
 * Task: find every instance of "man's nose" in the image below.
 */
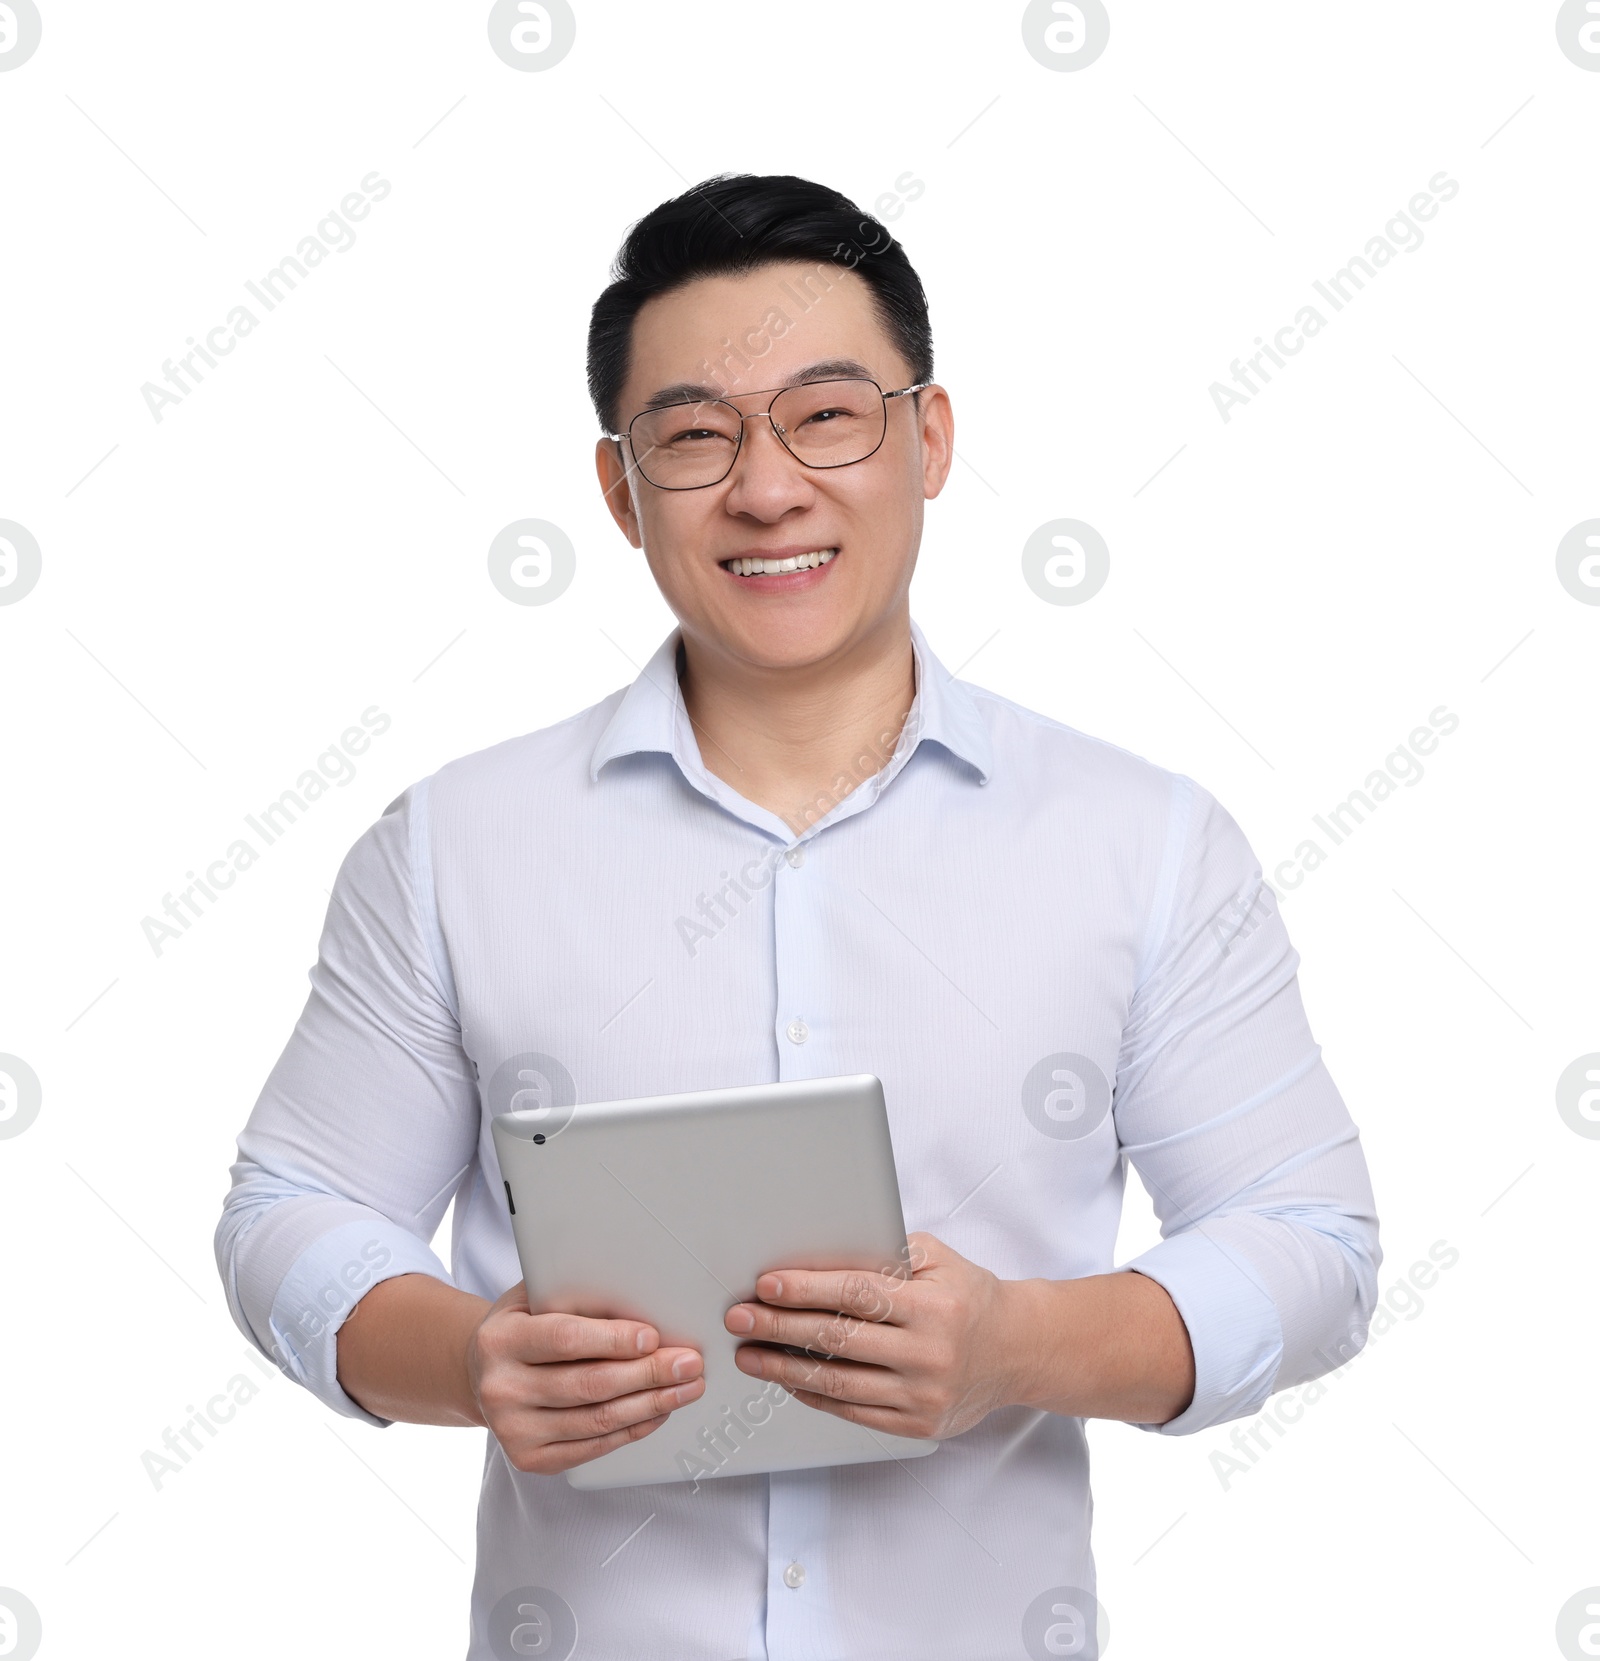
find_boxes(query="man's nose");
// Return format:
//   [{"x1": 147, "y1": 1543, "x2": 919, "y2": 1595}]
[
  {"x1": 741, "y1": 409, "x2": 789, "y2": 448},
  {"x1": 722, "y1": 413, "x2": 810, "y2": 508}
]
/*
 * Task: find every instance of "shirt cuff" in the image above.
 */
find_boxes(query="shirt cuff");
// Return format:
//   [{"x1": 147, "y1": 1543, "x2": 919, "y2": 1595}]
[
  {"x1": 262, "y1": 1218, "x2": 454, "y2": 1426},
  {"x1": 1121, "y1": 1225, "x2": 1284, "y2": 1435}
]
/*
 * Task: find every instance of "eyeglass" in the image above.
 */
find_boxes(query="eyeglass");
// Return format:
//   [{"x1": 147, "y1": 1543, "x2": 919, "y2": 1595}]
[{"x1": 610, "y1": 376, "x2": 929, "y2": 491}]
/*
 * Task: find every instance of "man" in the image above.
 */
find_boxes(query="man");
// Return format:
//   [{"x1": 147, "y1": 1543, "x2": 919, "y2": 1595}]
[{"x1": 217, "y1": 173, "x2": 1380, "y2": 1659}]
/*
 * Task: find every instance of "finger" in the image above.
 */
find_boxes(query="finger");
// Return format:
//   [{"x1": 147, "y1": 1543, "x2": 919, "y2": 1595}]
[
  {"x1": 747, "y1": 1266, "x2": 911, "y2": 1323},
  {"x1": 542, "y1": 1373, "x2": 706, "y2": 1443},
  {"x1": 512, "y1": 1410, "x2": 673, "y2": 1475},
  {"x1": 733, "y1": 1344, "x2": 902, "y2": 1408},
  {"x1": 782, "y1": 1388, "x2": 912, "y2": 1435},
  {"x1": 725, "y1": 1304, "x2": 899, "y2": 1365},
  {"x1": 534, "y1": 1346, "x2": 703, "y2": 1409},
  {"x1": 525, "y1": 1312, "x2": 664, "y2": 1364}
]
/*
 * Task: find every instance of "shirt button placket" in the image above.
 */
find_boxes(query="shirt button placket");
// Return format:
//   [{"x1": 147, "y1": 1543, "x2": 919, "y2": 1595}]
[
  {"x1": 772, "y1": 838, "x2": 815, "y2": 1078},
  {"x1": 767, "y1": 836, "x2": 835, "y2": 1658},
  {"x1": 767, "y1": 1471, "x2": 833, "y2": 1655}
]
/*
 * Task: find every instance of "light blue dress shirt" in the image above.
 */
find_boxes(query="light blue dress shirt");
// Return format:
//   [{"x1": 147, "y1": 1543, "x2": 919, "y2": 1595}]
[{"x1": 216, "y1": 620, "x2": 1380, "y2": 1660}]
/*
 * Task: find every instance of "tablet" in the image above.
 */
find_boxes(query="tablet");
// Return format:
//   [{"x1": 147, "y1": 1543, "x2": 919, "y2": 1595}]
[{"x1": 490, "y1": 1072, "x2": 941, "y2": 1490}]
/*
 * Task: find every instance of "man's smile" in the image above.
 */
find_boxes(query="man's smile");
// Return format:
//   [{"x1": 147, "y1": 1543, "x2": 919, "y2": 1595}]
[{"x1": 718, "y1": 546, "x2": 839, "y2": 582}]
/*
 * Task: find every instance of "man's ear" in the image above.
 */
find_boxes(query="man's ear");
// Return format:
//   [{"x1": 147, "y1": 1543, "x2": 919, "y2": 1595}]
[
  {"x1": 915, "y1": 384, "x2": 955, "y2": 501},
  {"x1": 594, "y1": 437, "x2": 644, "y2": 548}
]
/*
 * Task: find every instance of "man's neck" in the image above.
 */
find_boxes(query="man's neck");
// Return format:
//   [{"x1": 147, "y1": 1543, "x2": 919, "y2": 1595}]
[{"x1": 678, "y1": 617, "x2": 917, "y2": 837}]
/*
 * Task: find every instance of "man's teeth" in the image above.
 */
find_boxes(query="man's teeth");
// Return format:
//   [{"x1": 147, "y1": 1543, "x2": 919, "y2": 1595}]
[{"x1": 725, "y1": 549, "x2": 837, "y2": 576}]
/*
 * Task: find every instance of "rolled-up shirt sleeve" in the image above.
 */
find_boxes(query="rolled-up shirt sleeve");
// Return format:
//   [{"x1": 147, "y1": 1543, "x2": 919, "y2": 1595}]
[
  {"x1": 1114, "y1": 775, "x2": 1381, "y2": 1435},
  {"x1": 214, "y1": 775, "x2": 480, "y2": 1426}
]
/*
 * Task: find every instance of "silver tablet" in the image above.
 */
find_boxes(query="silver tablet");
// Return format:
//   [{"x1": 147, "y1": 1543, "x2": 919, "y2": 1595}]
[{"x1": 490, "y1": 1072, "x2": 941, "y2": 1490}]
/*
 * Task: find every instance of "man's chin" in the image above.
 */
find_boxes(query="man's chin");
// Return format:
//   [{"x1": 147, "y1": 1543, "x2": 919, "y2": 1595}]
[{"x1": 687, "y1": 607, "x2": 878, "y2": 678}]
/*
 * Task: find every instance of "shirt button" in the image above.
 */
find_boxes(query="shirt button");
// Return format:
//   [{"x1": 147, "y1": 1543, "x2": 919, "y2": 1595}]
[
  {"x1": 785, "y1": 844, "x2": 806, "y2": 869},
  {"x1": 783, "y1": 1561, "x2": 806, "y2": 1590},
  {"x1": 786, "y1": 1019, "x2": 809, "y2": 1045}
]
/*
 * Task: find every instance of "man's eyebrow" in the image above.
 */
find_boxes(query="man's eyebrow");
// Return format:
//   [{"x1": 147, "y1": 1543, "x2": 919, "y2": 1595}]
[
  {"x1": 640, "y1": 358, "x2": 879, "y2": 411},
  {"x1": 783, "y1": 357, "x2": 876, "y2": 385}
]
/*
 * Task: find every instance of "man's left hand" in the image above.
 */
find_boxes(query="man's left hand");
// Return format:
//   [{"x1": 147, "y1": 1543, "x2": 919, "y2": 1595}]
[{"x1": 723, "y1": 1230, "x2": 1025, "y2": 1440}]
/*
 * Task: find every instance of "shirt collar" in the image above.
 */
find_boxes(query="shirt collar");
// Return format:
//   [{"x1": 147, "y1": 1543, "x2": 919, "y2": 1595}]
[
  {"x1": 587, "y1": 632, "x2": 687, "y2": 783},
  {"x1": 588, "y1": 619, "x2": 993, "y2": 791},
  {"x1": 907, "y1": 618, "x2": 993, "y2": 785}
]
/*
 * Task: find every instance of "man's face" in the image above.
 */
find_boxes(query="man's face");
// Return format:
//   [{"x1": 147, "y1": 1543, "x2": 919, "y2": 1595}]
[{"x1": 595, "y1": 262, "x2": 953, "y2": 675}]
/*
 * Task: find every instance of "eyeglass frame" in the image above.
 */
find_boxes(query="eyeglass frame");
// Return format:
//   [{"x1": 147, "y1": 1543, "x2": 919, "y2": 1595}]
[{"x1": 607, "y1": 376, "x2": 931, "y2": 491}]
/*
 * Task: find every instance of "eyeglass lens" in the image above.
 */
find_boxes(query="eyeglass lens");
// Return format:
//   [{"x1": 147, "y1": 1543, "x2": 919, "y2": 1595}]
[{"x1": 628, "y1": 379, "x2": 888, "y2": 488}]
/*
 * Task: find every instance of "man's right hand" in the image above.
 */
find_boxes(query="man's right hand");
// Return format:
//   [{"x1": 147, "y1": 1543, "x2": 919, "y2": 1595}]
[{"x1": 466, "y1": 1282, "x2": 706, "y2": 1474}]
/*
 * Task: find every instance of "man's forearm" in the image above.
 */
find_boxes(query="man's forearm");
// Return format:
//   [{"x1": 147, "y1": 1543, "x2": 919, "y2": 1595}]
[
  {"x1": 1005, "y1": 1269, "x2": 1196, "y2": 1425},
  {"x1": 336, "y1": 1273, "x2": 490, "y2": 1426}
]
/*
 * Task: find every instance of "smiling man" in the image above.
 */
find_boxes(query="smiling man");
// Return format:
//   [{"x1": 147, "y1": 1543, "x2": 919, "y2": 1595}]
[{"x1": 217, "y1": 174, "x2": 1380, "y2": 1660}]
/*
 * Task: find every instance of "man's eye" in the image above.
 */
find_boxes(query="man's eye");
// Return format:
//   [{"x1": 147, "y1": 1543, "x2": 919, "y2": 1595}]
[
  {"x1": 802, "y1": 407, "x2": 851, "y2": 425},
  {"x1": 669, "y1": 428, "x2": 726, "y2": 445}
]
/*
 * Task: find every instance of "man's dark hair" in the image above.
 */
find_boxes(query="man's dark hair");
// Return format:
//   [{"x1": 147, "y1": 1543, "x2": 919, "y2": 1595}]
[{"x1": 586, "y1": 173, "x2": 933, "y2": 434}]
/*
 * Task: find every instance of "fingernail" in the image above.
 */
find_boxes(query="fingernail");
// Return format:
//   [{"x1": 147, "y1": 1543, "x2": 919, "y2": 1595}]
[
  {"x1": 672, "y1": 1381, "x2": 699, "y2": 1405},
  {"x1": 636, "y1": 1328, "x2": 654, "y2": 1353},
  {"x1": 726, "y1": 1306, "x2": 754, "y2": 1333},
  {"x1": 671, "y1": 1352, "x2": 697, "y2": 1381}
]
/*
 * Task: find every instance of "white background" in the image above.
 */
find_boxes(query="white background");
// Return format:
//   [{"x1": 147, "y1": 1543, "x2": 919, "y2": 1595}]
[{"x1": 1, "y1": 2, "x2": 1596, "y2": 1656}]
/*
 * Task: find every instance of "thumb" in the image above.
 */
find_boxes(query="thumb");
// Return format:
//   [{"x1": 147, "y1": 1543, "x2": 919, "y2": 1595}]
[
  {"x1": 905, "y1": 1230, "x2": 952, "y2": 1276},
  {"x1": 490, "y1": 1279, "x2": 533, "y2": 1317}
]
